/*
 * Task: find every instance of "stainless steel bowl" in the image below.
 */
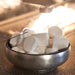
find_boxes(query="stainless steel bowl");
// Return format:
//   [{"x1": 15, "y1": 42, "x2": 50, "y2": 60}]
[{"x1": 6, "y1": 39, "x2": 71, "y2": 71}]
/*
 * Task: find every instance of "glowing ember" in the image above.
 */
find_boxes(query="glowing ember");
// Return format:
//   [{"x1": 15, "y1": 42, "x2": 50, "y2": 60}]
[{"x1": 30, "y1": 5, "x2": 75, "y2": 34}]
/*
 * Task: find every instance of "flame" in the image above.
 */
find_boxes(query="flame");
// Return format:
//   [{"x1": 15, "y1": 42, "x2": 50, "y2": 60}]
[{"x1": 31, "y1": 5, "x2": 75, "y2": 34}]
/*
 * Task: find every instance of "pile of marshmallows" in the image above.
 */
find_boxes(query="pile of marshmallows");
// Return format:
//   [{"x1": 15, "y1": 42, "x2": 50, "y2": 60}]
[{"x1": 10, "y1": 26, "x2": 69, "y2": 54}]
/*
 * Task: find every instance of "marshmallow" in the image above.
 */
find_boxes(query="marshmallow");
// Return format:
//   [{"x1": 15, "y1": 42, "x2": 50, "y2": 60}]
[
  {"x1": 48, "y1": 26, "x2": 63, "y2": 38},
  {"x1": 12, "y1": 46, "x2": 25, "y2": 53},
  {"x1": 34, "y1": 46, "x2": 46, "y2": 54},
  {"x1": 28, "y1": 51, "x2": 39, "y2": 54},
  {"x1": 53, "y1": 37, "x2": 69, "y2": 50},
  {"x1": 23, "y1": 36, "x2": 38, "y2": 53},
  {"x1": 10, "y1": 33, "x2": 22, "y2": 47},
  {"x1": 46, "y1": 48, "x2": 58, "y2": 54},
  {"x1": 34, "y1": 33, "x2": 49, "y2": 46},
  {"x1": 21, "y1": 28, "x2": 35, "y2": 38}
]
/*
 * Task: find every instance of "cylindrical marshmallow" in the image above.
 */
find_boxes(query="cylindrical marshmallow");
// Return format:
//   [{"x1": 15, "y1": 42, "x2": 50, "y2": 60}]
[
  {"x1": 23, "y1": 36, "x2": 38, "y2": 53},
  {"x1": 48, "y1": 26, "x2": 63, "y2": 38}
]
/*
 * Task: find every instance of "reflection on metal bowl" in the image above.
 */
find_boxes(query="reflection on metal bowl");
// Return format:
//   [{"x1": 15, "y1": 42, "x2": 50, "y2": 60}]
[{"x1": 6, "y1": 39, "x2": 71, "y2": 71}]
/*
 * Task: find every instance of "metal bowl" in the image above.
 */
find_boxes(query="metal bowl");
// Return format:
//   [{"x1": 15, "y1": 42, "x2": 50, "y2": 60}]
[{"x1": 6, "y1": 39, "x2": 71, "y2": 71}]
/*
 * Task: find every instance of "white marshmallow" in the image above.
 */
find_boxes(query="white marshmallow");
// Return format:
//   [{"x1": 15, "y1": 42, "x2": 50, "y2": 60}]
[
  {"x1": 12, "y1": 46, "x2": 25, "y2": 53},
  {"x1": 23, "y1": 36, "x2": 38, "y2": 53},
  {"x1": 28, "y1": 51, "x2": 39, "y2": 54},
  {"x1": 53, "y1": 37, "x2": 69, "y2": 50},
  {"x1": 34, "y1": 46, "x2": 46, "y2": 54},
  {"x1": 46, "y1": 48, "x2": 58, "y2": 54},
  {"x1": 34, "y1": 33, "x2": 49, "y2": 46},
  {"x1": 21, "y1": 28, "x2": 35, "y2": 38},
  {"x1": 10, "y1": 33, "x2": 21, "y2": 47},
  {"x1": 18, "y1": 34, "x2": 23, "y2": 45},
  {"x1": 48, "y1": 26, "x2": 63, "y2": 38}
]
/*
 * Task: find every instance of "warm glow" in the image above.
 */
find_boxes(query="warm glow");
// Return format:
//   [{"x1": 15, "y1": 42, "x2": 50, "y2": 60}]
[
  {"x1": 30, "y1": 5, "x2": 75, "y2": 34},
  {"x1": 6, "y1": 0, "x2": 21, "y2": 8},
  {"x1": 0, "y1": 0, "x2": 21, "y2": 9},
  {"x1": 8, "y1": 30, "x2": 19, "y2": 35}
]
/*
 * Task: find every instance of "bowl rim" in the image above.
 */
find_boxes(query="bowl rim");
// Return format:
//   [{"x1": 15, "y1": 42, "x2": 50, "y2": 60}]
[{"x1": 6, "y1": 39, "x2": 70, "y2": 56}]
